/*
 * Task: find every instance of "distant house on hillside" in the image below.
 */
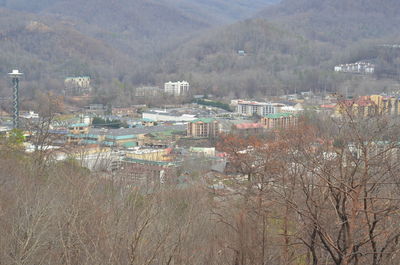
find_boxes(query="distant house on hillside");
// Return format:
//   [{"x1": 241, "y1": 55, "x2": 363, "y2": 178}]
[
  {"x1": 135, "y1": 86, "x2": 161, "y2": 97},
  {"x1": 64, "y1": 76, "x2": 92, "y2": 96},
  {"x1": 334, "y1": 62, "x2": 375, "y2": 75}
]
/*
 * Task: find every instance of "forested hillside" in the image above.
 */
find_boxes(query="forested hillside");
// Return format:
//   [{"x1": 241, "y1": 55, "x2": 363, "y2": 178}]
[
  {"x1": 147, "y1": 0, "x2": 400, "y2": 97},
  {"x1": 0, "y1": 0, "x2": 278, "y2": 25},
  {"x1": 0, "y1": 8, "x2": 132, "y2": 98},
  {"x1": 1, "y1": 0, "x2": 400, "y2": 102},
  {"x1": 0, "y1": 0, "x2": 279, "y2": 59},
  {"x1": 259, "y1": 0, "x2": 400, "y2": 43},
  {"x1": 152, "y1": 19, "x2": 337, "y2": 97}
]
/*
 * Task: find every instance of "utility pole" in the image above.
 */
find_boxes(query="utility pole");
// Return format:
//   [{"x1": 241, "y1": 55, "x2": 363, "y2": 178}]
[{"x1": 8, "y1": 69, "x2": 23, "y2": 129}]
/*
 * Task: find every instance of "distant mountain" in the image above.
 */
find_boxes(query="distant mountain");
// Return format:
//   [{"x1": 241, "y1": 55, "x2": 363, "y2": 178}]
[
  {"x1": 0, "y1": 8, "x2": 132, "y2": 96},
  {"x1": 5, "y1": 0, "x2": 399, "y2": 102},
  {"x1": 158, "y1": 0, "x2": 279, "y2": 24},
  {"x1": 152, "y1": 19, "x2": 336, "y2": 98},
  {"x1": 258, "y1": 0, "x2": 400, "y2": 43},
  {"x1": 42, "y1": 0, "x2": 206, "y2": 36},
  {"x1": 0, "y1": 0, "x2": 279, "y2": 61},
  {"x1": 1, "y1": 0, "x2": 278, "y2": 26}
]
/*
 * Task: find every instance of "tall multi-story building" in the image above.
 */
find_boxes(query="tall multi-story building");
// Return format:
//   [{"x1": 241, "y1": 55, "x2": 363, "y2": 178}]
[
  {"x1": 260, "y1": 113, "x2": 298, "y2": 130},
  {"x1": 336, "y1": 97, "x2": 378, "y2": 117},
  {"x1": 336, "y1": 95, "x2": 400, "y2": 117},
  {"x1": 370, "y1": 95, "x2": 400, "y2": 115},
  {"x1": 187, "y1": 118, "x2": 219, "y2": 138},
  {"x1": 236, "y1": 100, "x2": 285, "y2": 116},
  {"x1": 164, "y1": 81, "x2": 190, "y2": 96}
]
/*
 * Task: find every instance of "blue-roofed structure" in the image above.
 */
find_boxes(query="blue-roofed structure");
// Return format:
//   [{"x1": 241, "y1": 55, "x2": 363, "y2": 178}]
[{"x1": 69, "y1": 123, "x2": 89, "y2": 128}]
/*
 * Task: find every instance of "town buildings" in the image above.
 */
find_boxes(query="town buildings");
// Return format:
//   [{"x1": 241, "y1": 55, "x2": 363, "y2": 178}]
[
  {"x1": 164, "y1": 81, "x2": 190, "y2": 96},
  {"x1": 370, "y1": 95, "x2": 400, "y2": 115},
  {"x1": 111, "y1": 107, "x2": 137, "y2": 117},
  {"x1": 336, "y1": 97, "x2": 377, "y2": 117},
  {"x1": 336, "y1": 95, "x2": 400, "y2": 117},
  {"x1": 67, "y1": 125, "x2": 186, "y2": 148}
]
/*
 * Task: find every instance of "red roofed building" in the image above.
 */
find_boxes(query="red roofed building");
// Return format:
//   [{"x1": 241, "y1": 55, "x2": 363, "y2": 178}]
[
  {"x1": 233, "y1": 123, "x2": 265, "y2": 135},
  {"x1": 336, "y1": 96, "x2": 378, "y2": 117},
  {"x1": 320, "y1": 104, "x2": 337, "y2": 109}
]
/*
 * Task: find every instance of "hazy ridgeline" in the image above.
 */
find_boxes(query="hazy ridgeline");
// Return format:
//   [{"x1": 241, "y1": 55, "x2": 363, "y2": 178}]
[{"x1": 1, "y1": 0, "x2": 400, "y2": 104}]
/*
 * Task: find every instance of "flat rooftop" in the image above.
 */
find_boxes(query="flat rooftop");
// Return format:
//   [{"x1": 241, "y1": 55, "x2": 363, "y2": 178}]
[{"x1": 89, "y1": 124, "x2": 186, "y2": 137}]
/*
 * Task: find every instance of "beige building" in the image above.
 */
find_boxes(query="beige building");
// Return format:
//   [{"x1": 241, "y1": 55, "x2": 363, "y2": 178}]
[
  {"x1": 187, "y1": 118, "x2": 219, "y2": 138},
  {"x1": 260, "y1": 113, "x2": 298, "y2": 130},
  {"x1": 335, "y1": 95, "x2": 400, "y2": 117},
  {"x1": 370, "y1": 95, "x2": 400, "y2": 115},
  {"x1": 68, "y1": 123, "x2": 89, "y2": 135}
]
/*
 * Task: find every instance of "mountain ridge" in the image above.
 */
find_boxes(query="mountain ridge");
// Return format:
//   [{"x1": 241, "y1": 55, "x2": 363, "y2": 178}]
[{"x1": 258, "y1": 0, "x2": 400, "y2": 43}]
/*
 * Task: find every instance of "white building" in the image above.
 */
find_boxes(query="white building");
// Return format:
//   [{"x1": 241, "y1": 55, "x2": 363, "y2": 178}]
[
  {"x1": 20, "y1": 111, "x2": 39, "y2": 119},
  {"x1": 135, "y1": 86, "x2": 161, "y2": 97},
  {"x1": 334, "y1": 62, "x2": 375, "y2": 74},
  {"x1": 64, "y1": 76, "x2": 91, "y2": 95},
  {"x1": 236, "y1": 100, "x2": 285, "y2": 116},
  {"x1": 142, "y1": 110, "x2": 197, "y2": 122},
  {"x1": 281, "y1": 104, "x2": 304, "y2": 114},
  {"x1": 164, "y1": 81, "x2": 190, "y2": 96}
]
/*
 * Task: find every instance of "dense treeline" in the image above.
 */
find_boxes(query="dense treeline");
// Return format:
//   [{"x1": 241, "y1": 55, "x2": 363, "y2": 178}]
[
  {"x1": 194, "y1": 99, "x2": 232, "y2": 111},
  {"x1": 92, "y1": 117, "x2": 128, "y2": 128},
  {"x1": 152, "y1": 19, "x2": 350, "y2": 97},
  {"x1": 2, "y1": 109, "x2": 400, "y2": 264},
  {"x1": 259, "y1": 0, "x2": 400, "y2": 44},
  {"x1": 0, "y1": 9, "x2": 132, "y2": 101}
]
